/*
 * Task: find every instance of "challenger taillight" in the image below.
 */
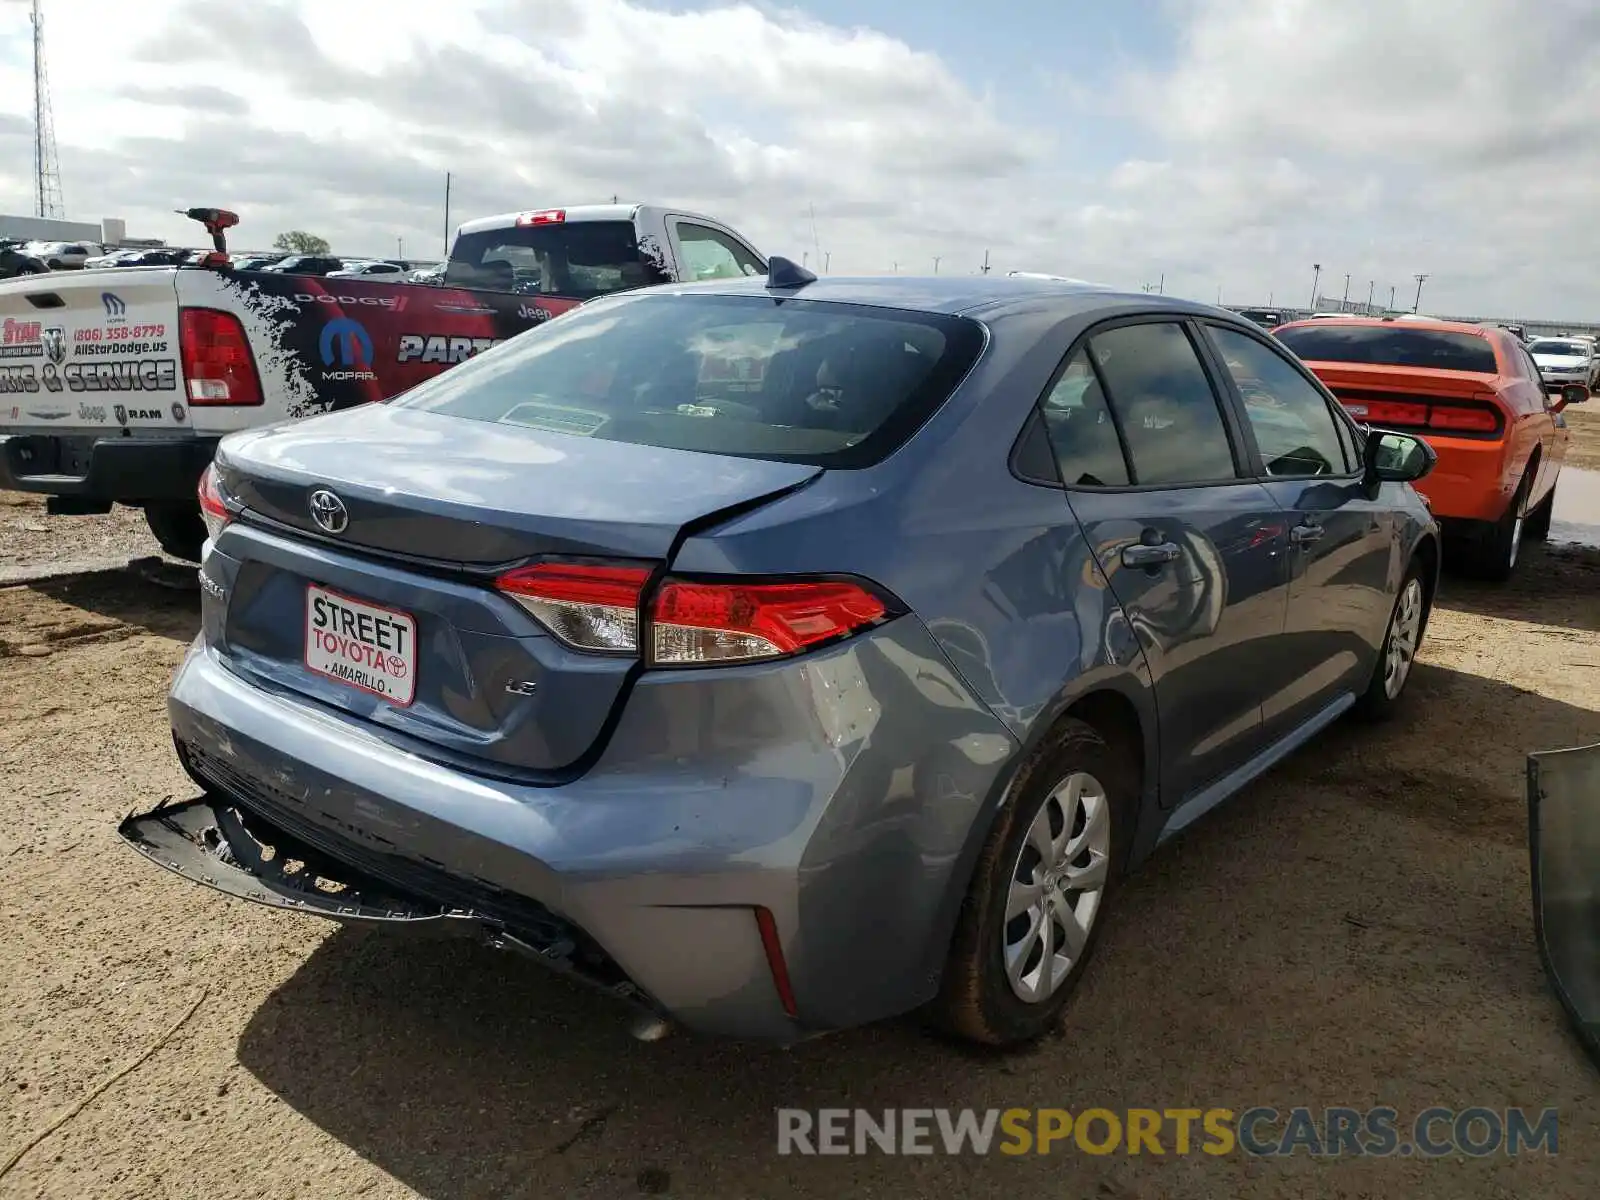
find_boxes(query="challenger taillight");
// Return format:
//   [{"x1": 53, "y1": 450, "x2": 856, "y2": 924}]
[
  {"x1": 494, "y1": 563, "x2": 890, "y2": 663},
  {"x1": 197, "y1": 463, "x2": 232, "y2": 542},
  {"x1": 180, "y1": 307, "x2": 263, "y2": 405},
  {"x1": 1426, "y1": 403, "x2": 1502, "y2": 435}
]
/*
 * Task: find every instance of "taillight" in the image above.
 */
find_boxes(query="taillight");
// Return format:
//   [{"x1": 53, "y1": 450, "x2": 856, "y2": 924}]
[
  {"x1": 496, "y1": 562, "x2": 650, "y2": 653},
  {"x1": 1356, "y1": 400, "x2": 1429, "y2": 427},
  {"x1": 180, "y1": 307, "x2": 263, "y2": 405},
  {"x1": 515, "y1": 209, "x2": 566, "y2": 226},
  {"x1": 495, "y1": 564, "x2": 891, "y2": 663},
  {"x1": 650, "y1": 578, "x2": 887, "y2": 664},
  {"x1": 1427, "y1": 403, "x2": 1502, "y2": 435},
  {"x1": 197, "y1": 463, "x2": 231, "y2": 542}
]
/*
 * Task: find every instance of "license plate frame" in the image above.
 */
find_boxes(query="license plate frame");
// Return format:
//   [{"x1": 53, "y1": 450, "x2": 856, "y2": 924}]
[{"x1": 304, "y1": 583, "x2": 418, "y2": 707}]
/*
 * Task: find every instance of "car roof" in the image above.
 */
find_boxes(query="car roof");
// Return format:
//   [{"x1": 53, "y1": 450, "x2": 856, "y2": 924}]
[
  {"x1": 623, "y1": 273, "x2": 1225, "y2": 320},
  {"x1": 1277, "y1": 315, "x2": 1494, "y2": 338}
]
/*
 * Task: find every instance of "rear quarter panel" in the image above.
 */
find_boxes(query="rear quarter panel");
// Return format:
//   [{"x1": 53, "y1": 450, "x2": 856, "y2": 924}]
[
  {"x1": 174, "y1": 269, "x2": 574, "y2": 432},
  {"x1": 0, "y1": 267, "x2": 184, "y2": 435}
]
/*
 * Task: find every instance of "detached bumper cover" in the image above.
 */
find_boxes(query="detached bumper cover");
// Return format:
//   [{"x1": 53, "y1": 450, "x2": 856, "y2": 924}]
[
  {"x1": 118, "y1": 793, "x2": 662, "y2": 1015},
  {"x1": 1528, "y1": 742, "x2": 1600, "y2": 1068},
  {"x1": 0, "y1": 433, "x2": 217, "y2": 502}
]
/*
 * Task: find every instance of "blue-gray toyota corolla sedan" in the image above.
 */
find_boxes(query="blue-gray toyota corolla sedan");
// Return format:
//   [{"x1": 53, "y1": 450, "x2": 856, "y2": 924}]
[{"x1": 121, "y1": 264, "x2": 1441, "y2": 1046}]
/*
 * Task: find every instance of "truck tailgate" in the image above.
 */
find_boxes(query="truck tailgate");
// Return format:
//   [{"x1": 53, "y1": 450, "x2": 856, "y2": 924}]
[{"x1": 0, "y1": 268, "x2": 186, "y2": 436}]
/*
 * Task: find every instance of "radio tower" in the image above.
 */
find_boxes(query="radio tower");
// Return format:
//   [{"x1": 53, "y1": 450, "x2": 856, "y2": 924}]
[{"x1": 30, "y1": 0, "x2": 65, "y2": 219}]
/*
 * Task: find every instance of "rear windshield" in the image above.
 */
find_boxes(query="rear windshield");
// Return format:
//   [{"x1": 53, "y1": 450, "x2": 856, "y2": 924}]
[
  {"x1": 445, "y1": 220, "x2": 671, "y2": 300},
  {"x1": 391, "y1": 293, "x2": 986, "y2": 468},
  {"x1": 1529, "y1": 340, "x2": 1588, "y2": 356},
  {"x1": 1275, "y1": 325, "x2": 1499, "y2": 373}
]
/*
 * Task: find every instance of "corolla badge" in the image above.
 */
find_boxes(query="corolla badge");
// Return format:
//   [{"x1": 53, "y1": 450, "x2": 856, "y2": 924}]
[{"x1": 308, "y1": 488, "x2": 349, "y2": 534}]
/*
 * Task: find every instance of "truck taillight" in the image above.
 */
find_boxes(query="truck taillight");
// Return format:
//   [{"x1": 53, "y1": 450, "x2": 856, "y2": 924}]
[
  {"x1": 493, "y1": 564, "x2": 892, "y2": 663},
  {"x1": 180, "y1": 307, "x2": 263, "y2": 405},
  {"x1": 197, "y1": 463, "x2": 232, "y2": 542},
  {"x1": 515, "y1": 209, "x2": 566, "y2": 226}
]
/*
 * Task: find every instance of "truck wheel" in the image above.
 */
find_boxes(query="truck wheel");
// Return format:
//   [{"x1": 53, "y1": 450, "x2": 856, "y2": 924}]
[{"x1": 144, "y1": 502, "x2": 206, "y2": 562}]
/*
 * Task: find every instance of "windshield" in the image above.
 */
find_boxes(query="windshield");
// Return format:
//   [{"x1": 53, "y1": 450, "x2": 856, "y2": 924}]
[
  {"x1": 1529, "y1": 340, "x2": 1587, "y2": 356},
  {"x1": 1275, "y1": 325, "x2": 1499, "y2": 373},
  {"x1": 446, "y1": 220, "x2": 671, "y2": 299},
  {"x1": 391, "y1": 293, "x2": 986, "y2": 468}
]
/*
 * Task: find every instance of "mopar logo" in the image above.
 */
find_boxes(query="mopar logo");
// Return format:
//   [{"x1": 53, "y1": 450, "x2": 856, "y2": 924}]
[
  {"x1": 41, "y1": 327, "x2": 66, "y2": 365},
  {"x1": 320, "y1": 318, "x2": 372, "y2": 368},
  {"x1": 101, "y1": 292, "x2": 126, "y2": 318}
]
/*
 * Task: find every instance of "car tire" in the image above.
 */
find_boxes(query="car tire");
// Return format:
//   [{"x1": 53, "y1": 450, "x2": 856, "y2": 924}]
[
  {"x1": 1462, "y1": 473, "x2": 1529, "y2": 583},
  {"x1": 929, "y1": 717, "x2": 1132, "y2": 1047},
  {"x1": 144, "y1": 502, "x2": 206, "y2": 563},
  {"x1": 1524, "y1": 481, "x2": 1555, "y2": 542},
  {"x1": 1353, "y1": 559, "x2": 1429, "y2": 722}
]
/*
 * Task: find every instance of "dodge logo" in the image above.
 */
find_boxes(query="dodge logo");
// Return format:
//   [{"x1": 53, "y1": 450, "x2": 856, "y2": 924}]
[{"x1": 308, "y1": 488, "x2": 349, "y2": 534}]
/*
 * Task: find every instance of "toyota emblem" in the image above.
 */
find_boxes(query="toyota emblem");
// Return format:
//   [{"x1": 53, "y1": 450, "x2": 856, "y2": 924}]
[{"x1": 308, "y1": 489, "x2": 349, "y2": 534}]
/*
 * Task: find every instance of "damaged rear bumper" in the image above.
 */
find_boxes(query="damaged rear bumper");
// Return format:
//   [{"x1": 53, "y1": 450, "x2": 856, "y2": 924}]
[
  {"x1": 1528, "y1": 741, "x2": 1600, "y2": 1068},
  {"x1": 117, "y1": 793, "x2": 665, "y2": 1019}
]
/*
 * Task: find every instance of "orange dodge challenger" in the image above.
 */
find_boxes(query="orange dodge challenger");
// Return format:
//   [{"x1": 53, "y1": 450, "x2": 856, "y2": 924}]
[{"x1": 1272, "y1": 317, "x2": 1581, "y2": 581}]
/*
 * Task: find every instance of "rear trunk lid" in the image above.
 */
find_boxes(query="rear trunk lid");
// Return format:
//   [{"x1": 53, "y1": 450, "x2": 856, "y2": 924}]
[
  {"x1": 1302, "y1": 362, "x2": 1505, "y2": 434},
  {"x1": 211, "y1": 403, "x2": 820, "y2": 774},
  {"x1": 0, "y1": 268, "x2": 186, "y2": 435}
]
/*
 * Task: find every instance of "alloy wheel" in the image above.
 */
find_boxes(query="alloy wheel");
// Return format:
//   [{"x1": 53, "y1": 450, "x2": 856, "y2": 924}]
[
  {"x1": 1383, "y1": 578, "x2": 1424, "y2": 700},
  {"x1": 1003, "y1": 771, "x2": 1111, "y2": 1003}
]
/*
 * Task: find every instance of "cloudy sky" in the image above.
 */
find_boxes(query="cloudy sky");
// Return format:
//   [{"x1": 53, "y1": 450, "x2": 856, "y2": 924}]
[{"x1": 0, "y1": 0, "x2": 1595, "y2": 317}]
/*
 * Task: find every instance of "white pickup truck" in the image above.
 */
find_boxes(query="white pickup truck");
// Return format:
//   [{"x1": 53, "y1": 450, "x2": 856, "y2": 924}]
[{"x1": 0, "y1": 203, "x2": 766, "y2": 560}]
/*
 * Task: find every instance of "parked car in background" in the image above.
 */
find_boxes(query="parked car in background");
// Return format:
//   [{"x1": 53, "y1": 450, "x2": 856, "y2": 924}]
[
  {"x1": 118, "y1": 272, "x2": 1442, "y2": 1046},
  {"x1": 1277, "y1": 317, "x2": 1578, "y2": 581},
  {"x1": 0, "y1": 201, "x2": 766, "y2": 562},
  {"x1": 326, "y1": 260, "x2": 407, "y2": 279},
  {"x1": 0, "y1": 240, "x2": 47, "y2": 279},
  {"x1": 27, "y1": 241, "x2": 97, "y2": 270},
  {"x1": 258, "y1": 254, "x2": 346, "y2": 276},
  {"x1": 1235, "y1": 308, "x2": 1284, "y2": 330},
  {"x1": 407, "y1": 263, "x2": 445, "y2": 284},
  {"x1": 83, "y1": 248, "x2": 149, "y2": 269},
  {"x1": 1528, "y1": 337, "x2": 1596, "y2": 391},
  {"x1": 109, "y1": 247, "x2": 194, "y2": 267},
  {"x1": 230, "y1": 254, "x2": 287, "y2": 271},
  {"x1": 1569, "y1": 334, "x2": 1600, "y2": 387}
]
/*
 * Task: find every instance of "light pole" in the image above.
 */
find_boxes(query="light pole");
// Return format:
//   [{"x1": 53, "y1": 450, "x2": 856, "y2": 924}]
[
  {"x1": 1367, "y1": 280, "x2": 1374, "y2": 313},
  {"x1": 1342, "y1": 273, "x2": 1351, "y2": 311},
  {"x1": 1309, "y1": 264, "x2": 1321, "y2": 310},
  {"x1": 1390, "y1": 285, "x2": 1396, "y2": 311},
  {"x1": 1413, "y1": 273, "x2": 1429, "y2": 312},
  {"x1": 933, "y1": 256, "x2": 942, "y2": 274},
  {"x1": 824, "y1": 252, "x2": 830, "y2": 274}
]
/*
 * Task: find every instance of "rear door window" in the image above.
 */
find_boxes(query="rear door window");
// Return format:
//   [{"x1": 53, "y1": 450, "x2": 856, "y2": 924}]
[
  {"x1": 446, "y1": 220, "x2": 671, "y2": 298},
  {"x1": 673, "y1": 223, "x2": 765, "y2": 281},
  {"x1": 1038, "y1": 351, "x2": 1130, "y2": 486},
  {"x1": 392, "y1": 293, "x2": 985, "y2": 468},
  {"x1": 1087, "y1": 322, "x2": 1240, "y2": 485}
]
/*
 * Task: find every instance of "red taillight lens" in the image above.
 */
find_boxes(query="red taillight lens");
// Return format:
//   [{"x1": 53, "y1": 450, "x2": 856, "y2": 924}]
[
  {"x1": 496, "y1": 562, "x2": 650, "y2": 653},
  {"x1": 1358, "y1": 400, "x2": 1429, "y2": 427},
  {"x1": 180, "y1": 307, "x2": 263, "y2": 406},
  {"x1": 650, "y1": 578, "x2": 887, "y2": 664},
  {"x1": 1427, "y1": 403, "x2": 1501, "y2": 434},
  {"x1": 515, "y1": 209, "x2": 566, "y2": 226},
  {"x1": 197, "y1": 463, "x2": 231, "y2": 543}
]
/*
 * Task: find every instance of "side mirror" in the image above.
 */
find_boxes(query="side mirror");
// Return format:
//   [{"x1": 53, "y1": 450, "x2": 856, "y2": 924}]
[
  {"x1": 1363, "y1": 428, "x2": 1437, "y2": 486},
  {"x1": 1555, "y1": 383, "x2": 1589, "y2": 413}
]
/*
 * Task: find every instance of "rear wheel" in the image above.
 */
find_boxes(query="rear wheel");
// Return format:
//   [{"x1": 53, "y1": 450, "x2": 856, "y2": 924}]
[
  {"x1": 1461, "y1": 473, "x2": 1529, "y2": 582},
  {"x1": 1525, "y1": 480, "x2": 1555, "y2": 542},
  {"x1": 929, "y1": 718, "x2": 1131, "y2": 1047},
  {"x1": 144, "y1": 502, "x2": 206, "y2": 562}
]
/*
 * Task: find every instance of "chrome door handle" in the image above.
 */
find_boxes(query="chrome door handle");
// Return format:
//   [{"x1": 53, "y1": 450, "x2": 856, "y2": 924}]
[
  {"x1": 1122, "y1": 542, "x2": 1181, "y2": 568},
  {"x1": 1290, "y1": 523, "x2": 1325, "y2": 545}
]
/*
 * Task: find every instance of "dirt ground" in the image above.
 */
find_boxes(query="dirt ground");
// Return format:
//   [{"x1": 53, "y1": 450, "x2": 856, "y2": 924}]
[
  {"x1": 2, "y1": 481, "x2": 1599, "y2": 1197},
  {"x1": 1565, "y1": 406, "x2": 1600, "y2": 473}
]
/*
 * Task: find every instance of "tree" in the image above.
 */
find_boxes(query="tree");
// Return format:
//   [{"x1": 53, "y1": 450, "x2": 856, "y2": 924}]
[{"x1": 272, "y1": 231, "x2": 331, "y2": 255}]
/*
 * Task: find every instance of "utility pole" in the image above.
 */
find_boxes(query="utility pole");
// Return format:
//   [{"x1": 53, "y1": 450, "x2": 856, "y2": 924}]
[
  {"x1": 1367, "y1": 280, "x2": 1374, "y2": 313},
  {"x1": 1390, "y1": 285, "x2": 1396, "y2": 311},
  {"x1": 1158, "y1": 272, "x2": 1164, "y2": 295},
  {"x1": 1309, "y1": 263, "x2": 1321, "y2": 310},
  {"x1": 1413, "y1": 273, "x2": 1429, "y2": 313},
  {"x1": 823, "y1": 251, "x2": 830, "y2": 274},
  {"x1": 1342, "y1": 273, "x2": 1351, "y2": 311},
  {"x1": 802, "y1": 251, "x2": 809, "y2": 268},
  {"x1": 442, "y1": 171, "x2": 452, "y2": 257},
  {"x1": 933, "y1": 256, "x2": 942, "y2": 274},
  {"x1": 892, "y1": 261, "x2": 899, "y2": 274},
  {"x1": 1216, "y1": 285, "x2": 1222, "y2": 305},
  {"x1": 809, "y1": 203, "x2": 822, "y2": 268},
  {"x1": 980, "y1": 249, "x2": 991, "y2": 275},
  {"x1": 397, "y1": 236, "x2": 403, "y2": 259}
]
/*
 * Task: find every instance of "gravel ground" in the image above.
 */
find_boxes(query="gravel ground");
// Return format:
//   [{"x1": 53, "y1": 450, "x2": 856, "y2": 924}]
[{"x1": 1, "y1": 460, "x2": 1598, "y2": 1197}]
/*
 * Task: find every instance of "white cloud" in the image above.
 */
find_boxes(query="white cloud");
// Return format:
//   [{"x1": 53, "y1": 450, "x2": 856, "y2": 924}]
[{"x1": 0, "y1": 0, "x2": 1596, "y2": 316}]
